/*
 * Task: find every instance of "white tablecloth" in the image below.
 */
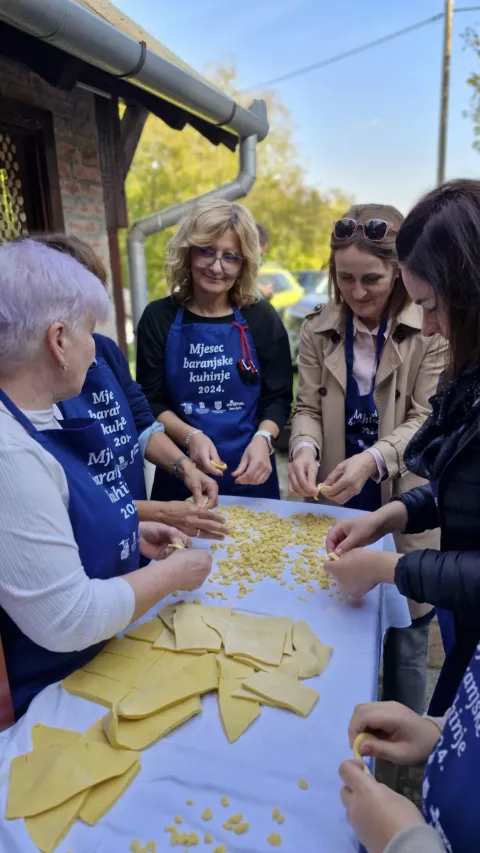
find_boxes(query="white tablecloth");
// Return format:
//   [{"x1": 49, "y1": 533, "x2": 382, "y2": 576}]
[{"x1": 0, "y1": 498, "x2": 410, "y2": 853}]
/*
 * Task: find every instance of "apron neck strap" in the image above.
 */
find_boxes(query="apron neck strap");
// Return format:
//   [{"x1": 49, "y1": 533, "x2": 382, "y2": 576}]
[{"x1": 0, "y1": 389, "x2": 39, "y2": 437}]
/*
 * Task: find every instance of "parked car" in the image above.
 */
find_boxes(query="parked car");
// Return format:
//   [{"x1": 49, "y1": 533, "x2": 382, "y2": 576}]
[
  {"x1": 256, "y1": 265, "x2": 304, "y2": 315},
  {"x1": 284, "y1": 272, "x2": 329, "y2": 366},
  {"x1": 294, "y1": 270, "x2": 326, "y2": 293}
]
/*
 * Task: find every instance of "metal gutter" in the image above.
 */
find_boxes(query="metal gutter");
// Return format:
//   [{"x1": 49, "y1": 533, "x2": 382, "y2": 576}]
[
  {"x1": 127, "y1": 134, "x2": 258, "y2": 330},
  {"x1": 0, "y1": 0, "x2": 269, "y2": 142}
]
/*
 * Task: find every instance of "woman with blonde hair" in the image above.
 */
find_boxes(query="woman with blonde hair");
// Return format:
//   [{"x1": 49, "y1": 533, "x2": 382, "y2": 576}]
[
  {"x1": 289, "y1": 203, "x2": 447, "y2": 713},
  {"x1": 137, "y1": 198, "x2": 293, "y2": 501}
]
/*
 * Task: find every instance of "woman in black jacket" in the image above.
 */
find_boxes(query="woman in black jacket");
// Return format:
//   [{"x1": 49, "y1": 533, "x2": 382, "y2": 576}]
[{"x1": 325, "y1": 178, "x2": 480, "y2": 715}]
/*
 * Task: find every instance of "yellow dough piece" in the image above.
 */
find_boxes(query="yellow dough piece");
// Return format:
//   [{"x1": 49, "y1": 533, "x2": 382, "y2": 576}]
[
  {"x1": 134, "y1": 650, "x2": 196, "y2": 690},
  {"x1": 130, "y1": 842, "x2": 141, "y2": 853},
  {"x1": 31, "y1": 725, "x2": 79, "y2": 751},
  {"x1": 292, "y1": 621, "x2": 333, "y2": 675},
  {"x1": 299, "y1": 779, "x2": 309, "y2": 790},
  {"x1": 61, "y1": 669, "x2": 129, "y2": 708},
  {"x1": 278, "y1": 658, "x2": 299, "y2": 679},
  {"x1": 158, "y1": 601, "x2": 185, "y2": 631},
  {"x1": 169, "y1": 542, "x2": 185, "y2": 550},
  {"x1": 214, "y1": 846, "x2": 227, "y2": 853},
  {"x1": 216, "y1": 653, "x2": 252, "y2": 680},
  {"x1": 224, "y1": 618, "x2": 286, "y2": 667},
  {"x1": 210, "y1": 460, "x2": 227, "y2": 471},
  {"x1": 272, "y1": 807, "x2": 280, "y2": 819},
  {"x1": 118, "y1": 670, "x2": 202, "y2": 719},
  {"x1": 186, "y1": 799, "x2": 194, "y2": 806},
  {"x1": 103, "y1": 636, "x2": 155, "y2": 660},
  {"x1": 174, "y1": 605, "x2": 223, "y2": 652},
  {"x1": 353, "y1": 731, "x2": 376, "y2": 774},
  {"x1": 145, "y1": 843, "x2": 157, "y2": 853},
  {"x1": 152, "y1": 624, "x2": 177, "y2": 651},
  {"x1": 241, "y1": 671, "x2": 319, "y2": 717},
  {"x1": 201, "y1": 608, "x2": 233, "y2": 643},
  {"x1": 6, "y1": 741, "x2": 140, "y2": 819},
  {"x1": 25, "y1": 790, "x2": 88, "y2": 853},
  {"x1": 124, "y1": 618, "x2": 165, "y2": 644},
  {"x1": 218, "y1": 678, "x2": 261, "y2": 743},
  {"x1": 234, "y1": 822, "x2": 249, "y2": 835},
  {"x1": 220, "y1": 796, "x2": 230, "y2": 806},
  {"x1": 183, "y1": 653, "x2": 219, "y2": 693},
  {"x1": 204, "y1": 832, "x2": 213, "y2": 843},
  {"x1": 267, "y1": 832, "x2": 282, "y2": 846},
  {"x1": 79, "y1": 761, "x2": 140, "y2": 825},
  {"x1": 185, "y1": 495, "x2": 209, "y2": 507},
  {"x1": 227, "y1": 812, "x2": 243, "y2": 824},
  {"x1": 102, "y1": 696, "x2": 201, "y2": 750},
  {"x1": 230, "y1": 686, "x2": 276, "y2": 708},
  {"x1": 202, "y1": 808, "x2": 213, "y2": 820},
  {"x1": 288, "y1": 649, "x2": 325, "y2": 679},
  {"x1": 82, "y1": 651, "x2": 156, "y2": 685},
  {"x1": 327, "y1": 552, "x2": 339, "y2": 561}
]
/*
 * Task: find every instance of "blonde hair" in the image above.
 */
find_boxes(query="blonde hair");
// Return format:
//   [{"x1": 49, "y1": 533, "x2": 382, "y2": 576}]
[{"x1": 166, "y1": 199, "x2": 261, "y2": 307}]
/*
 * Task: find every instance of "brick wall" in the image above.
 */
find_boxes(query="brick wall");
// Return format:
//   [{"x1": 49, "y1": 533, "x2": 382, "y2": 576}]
[{"x1": 0, "y1": 55, "x2": 118, "y2": 340}]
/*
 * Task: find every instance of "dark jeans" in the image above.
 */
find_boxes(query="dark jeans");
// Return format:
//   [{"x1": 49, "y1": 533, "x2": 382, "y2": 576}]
[{"x1": 382, "y1": 619, "x2": 431, "y2": 714}]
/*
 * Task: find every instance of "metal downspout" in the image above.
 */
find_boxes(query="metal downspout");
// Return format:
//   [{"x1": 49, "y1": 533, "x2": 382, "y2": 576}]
[{"x1": 127, "y1": 134, "x2": 258, "y2": 331}]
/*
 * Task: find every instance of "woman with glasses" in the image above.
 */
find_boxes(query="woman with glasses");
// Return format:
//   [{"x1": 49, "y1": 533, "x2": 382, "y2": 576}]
[
  {"x1": 289, "y1": 203, "x2": 447, "y2": 714},
  {"x1": 136, "y1": 199, "x2": 293, "y2": 502}
]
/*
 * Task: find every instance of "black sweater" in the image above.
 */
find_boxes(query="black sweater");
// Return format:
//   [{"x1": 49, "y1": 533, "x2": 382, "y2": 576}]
[{"x1": 136, "y1": 296, "x2": 293, "y2": 429}]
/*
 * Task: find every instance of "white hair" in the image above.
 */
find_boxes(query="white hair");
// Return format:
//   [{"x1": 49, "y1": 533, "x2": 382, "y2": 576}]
[{"x1": 0, "y1": 239, "x2": 110, "y2": 370}]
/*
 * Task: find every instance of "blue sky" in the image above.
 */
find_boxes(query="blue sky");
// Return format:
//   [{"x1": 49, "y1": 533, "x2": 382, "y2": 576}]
[{"x1": 115, "y1": 0, "x2": 480, "y2": 214}]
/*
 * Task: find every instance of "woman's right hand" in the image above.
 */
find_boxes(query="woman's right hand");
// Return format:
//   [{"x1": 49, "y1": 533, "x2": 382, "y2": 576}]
[
  {"x1": 188, "y1": 432, "x2": 226, "y2": 477},
  {"x1": 161, "y1": 501, "x2": 228, "y2": 540},
  {"x1": 326, "y1": 502, "x2": 408, "y2": 556},
  {"x1": 349, "y1": 701, "x2": 442, "y2": 766},
  {"x1": 161, "y1": 549, "x2": 212, "y2": 593},
  {"x1": 288, "y1": 447, "x2": 319, "y2": 497}
]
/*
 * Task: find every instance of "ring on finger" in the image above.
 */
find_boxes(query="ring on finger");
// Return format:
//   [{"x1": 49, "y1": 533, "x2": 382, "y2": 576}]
[{"x1": 195, "y1": 529, "x2": 201, "y2": 538}]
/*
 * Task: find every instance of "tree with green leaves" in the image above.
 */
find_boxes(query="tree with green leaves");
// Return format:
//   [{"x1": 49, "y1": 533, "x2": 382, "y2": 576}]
[
  {"x1": 123, "y1": 65, "x2": 350, "y2": 300},
  {"x1": 464, "y1": 28, "x2": 480, "y2": 149}
]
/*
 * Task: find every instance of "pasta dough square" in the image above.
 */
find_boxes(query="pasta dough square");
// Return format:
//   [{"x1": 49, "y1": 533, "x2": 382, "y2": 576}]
[
  {"x1": 241, "y1": 671, "x2": 319, "y2": 717},
  {"x1": 103, "y1": 637, "x2": 155, "y2": 660},
  {"x1": 25, "y1": 790, "x2": 88, "y2": 853},
  {"x1": 124, "y1": 618, "x2": 165, "y2": 644},
  {"x1": 118, "y1": 671, "x2": 201, "y2": 720},
  {"x1": 102, "y1": 697, "x2": 201, "y2": 750},
  {"x1": 82, "y1": 652, "x2": 155, "y2": 685},
  {"x1": 79, "y1": 761, "x2": 141, "y2": 825},
  {"x1": 61, "y1": 669, "x2": 130, "y2": 708},
  {"x1": 224, "y1": 617, "x2": 286, "y2": 666},
  {"x1": 174, "y1": 605, "x2": 223, "y2": 652},
  {"x1": 218, "y1": 679, "x2": 260, "y2": 743}
]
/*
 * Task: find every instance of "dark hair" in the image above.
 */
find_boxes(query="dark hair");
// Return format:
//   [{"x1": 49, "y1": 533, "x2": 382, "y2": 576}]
[
  {"x1": 329, "y1": 203, "x2": 410, "y2": 320},
  {"x1": 396, "y1": 179, "x2": 480, "y2": 378},
  {"x1": 256, "y1": 222, "x2": 269, "y2": 250},
  {"x1": 28, "y1": 233, "x2": 108, "y2": 285}
]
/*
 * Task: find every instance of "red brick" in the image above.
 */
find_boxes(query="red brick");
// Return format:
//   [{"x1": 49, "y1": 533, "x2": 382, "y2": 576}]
[
  {"x1": 82, "y1": 147, "x2": 99, "y2": 168},
  {"x1": 60, "y1": 180, "x2": 82, "y2": 197},
  {"x1": 81, "y1": 185, "x2": 104, "y2": 202},
  {"x1": 77, "y1": 202, "x2": 104, "y2": 217},
  {"x1": 57, "y1": 142, "x2": 79, "y2": 162},
  {"x1": 68, "y1": 220, "x2": 100, "y2": 235},
  {"x1": 72, "y1": 163, "x2": 101, "y2": 182},
  {"x1": 57, "y1": 160, "x2": 72, "y2": 178}
]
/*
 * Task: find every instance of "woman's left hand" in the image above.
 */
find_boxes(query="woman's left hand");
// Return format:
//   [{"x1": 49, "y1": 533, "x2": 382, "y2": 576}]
[
  {"x1": 232, "y1": 436, "x2": 272, "y2": 485},
  {"x1": 339, "y1": 760, "x2": 426, "y2": 853},
  {"x1": 322, "y1": 452, "x2": 378, "y2": 505},
  {"x1": 139, "y1": 522, "x2": 191, "y2": 560},
  {"x1": 181, "y1": 459, "x2": 218, "y2": 508},
  {"x1": 327, "y1": 549, "x2": 399, "y2": 598}
]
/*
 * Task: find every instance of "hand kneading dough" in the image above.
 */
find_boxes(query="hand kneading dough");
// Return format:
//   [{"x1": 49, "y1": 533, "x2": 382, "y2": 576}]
[
  {"x1": 218, "y1": 679, "x2": 260, "y2": 743},
  {"x1": 241, "y1": 671, "x2": 319, "y2": 717},
  {"x1": 124, "y1": 618, "x2": 165, "y2": 643},
  {"x1": 103, "y1": 696, "x2": 202, "y2": 750},
  {"x1": 6, "y1": 741, "x2": 140, "y2": 818},
  {"x1": 61, "y1": 670, "x2": 130, "y2": 708}
]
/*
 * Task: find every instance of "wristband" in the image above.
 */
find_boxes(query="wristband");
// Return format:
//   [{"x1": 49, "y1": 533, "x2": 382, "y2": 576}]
[
  {"x1": 172, "y1": 454, "x2": 188, "y2": 479},
  {"x1": 185, "y1": 429, "x2": 202, "y2": 450}
]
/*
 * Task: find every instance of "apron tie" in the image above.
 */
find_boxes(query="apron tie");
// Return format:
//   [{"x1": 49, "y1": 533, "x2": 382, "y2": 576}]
[{"x1": 232, "y1": 321, "x2": 258, "y2": 381}]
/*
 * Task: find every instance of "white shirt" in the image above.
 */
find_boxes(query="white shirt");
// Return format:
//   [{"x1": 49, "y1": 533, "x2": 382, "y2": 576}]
[{"x1": 0, "y1": 401, "x2": 135, "y2": 653}]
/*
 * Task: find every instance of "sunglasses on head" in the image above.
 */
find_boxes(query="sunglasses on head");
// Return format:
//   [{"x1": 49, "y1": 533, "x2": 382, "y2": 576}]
[{"x1": 333, "y1": 218, "x2": 397, "y2": 242}]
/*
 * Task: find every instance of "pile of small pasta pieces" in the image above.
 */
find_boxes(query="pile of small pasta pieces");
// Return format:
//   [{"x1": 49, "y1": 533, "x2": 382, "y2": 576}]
[
  {"x1": 5, "y1": 604, "x2": 332, "y2": 852},
  {"x1": 210, "y1": 505, "x2": 339, "y2": 597}
]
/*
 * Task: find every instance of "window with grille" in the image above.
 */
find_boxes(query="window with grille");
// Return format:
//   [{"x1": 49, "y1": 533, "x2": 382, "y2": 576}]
[{"x1": 0, "y1": 97, "x2": 64, "y2": 241}]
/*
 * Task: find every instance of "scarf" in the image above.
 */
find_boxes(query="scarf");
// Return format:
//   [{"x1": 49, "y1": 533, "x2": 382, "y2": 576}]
[{"x1": 404, "y1": 362, "x2": 480, "y2": 482}]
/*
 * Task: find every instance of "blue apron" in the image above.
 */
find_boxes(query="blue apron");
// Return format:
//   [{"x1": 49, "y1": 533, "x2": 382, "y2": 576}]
[
  {"x1": 0, "y1": 389, "x2": 139, "y2": 718},
  {"x1": 423, "y1": 641, "x2": 480, "y2": 852},
  {"x1": 59, "y1": 355, "x2": 147, "y2": 502},
  {"x1": 151, "y1": 305, "x2": 280, "y2": 502},
  {"x1": 344, "y1": 310, "x2": 387, "y2": 512}
]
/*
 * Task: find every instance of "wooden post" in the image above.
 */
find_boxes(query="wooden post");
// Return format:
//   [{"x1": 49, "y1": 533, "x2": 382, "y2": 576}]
[{"x1": 437, "y1": 0, "x2": 454, "y2": 186}]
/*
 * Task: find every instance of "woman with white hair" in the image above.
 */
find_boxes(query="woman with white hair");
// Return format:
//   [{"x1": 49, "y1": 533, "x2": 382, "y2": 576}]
[
  {"x1": 0, "y1": 239, "x2": 211, "y2": 719},
  {"x1": 137, "y1": 199, "x2": 293, "y2": 502}
]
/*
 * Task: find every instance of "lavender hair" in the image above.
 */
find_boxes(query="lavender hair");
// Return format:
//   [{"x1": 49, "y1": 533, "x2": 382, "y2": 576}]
[{"x1": 0, "y1": 239, "x2": 110, "y2": 370}]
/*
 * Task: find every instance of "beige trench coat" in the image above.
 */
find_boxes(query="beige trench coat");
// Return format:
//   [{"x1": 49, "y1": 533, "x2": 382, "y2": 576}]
[{"x1": 289, "y1": 301, "x2": 448, "y2": 618}]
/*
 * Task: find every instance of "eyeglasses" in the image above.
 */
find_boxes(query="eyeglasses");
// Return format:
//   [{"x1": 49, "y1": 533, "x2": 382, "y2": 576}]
[
  {"x1": 333, "y1": 218, "x2": 397, "y2": 242},
  {"x1": 191, "y1": 245, "x2": 245, "y2": 274}
]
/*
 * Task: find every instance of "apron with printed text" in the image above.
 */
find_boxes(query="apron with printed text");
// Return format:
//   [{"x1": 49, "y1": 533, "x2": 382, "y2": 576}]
[
  {"x1": 151, "y1": 306, "x2": 280, "y2": 502},
  {"x1": 0, "y1": 389, "x2": 139, "y2": 718}
]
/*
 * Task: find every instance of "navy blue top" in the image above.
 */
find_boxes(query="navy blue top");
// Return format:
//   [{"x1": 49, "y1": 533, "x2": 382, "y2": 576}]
[{"x1": 92, "y1": 334, "x2": 154, "y2": 437}]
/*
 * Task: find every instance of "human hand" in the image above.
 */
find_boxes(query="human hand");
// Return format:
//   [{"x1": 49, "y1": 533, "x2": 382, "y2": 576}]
[
  {"x1": 188, "y1": 432, "x2": 226, "y2": 477},
  {"x1": 288, "y1": 447, "x2": 319, "y2": 497},
  {"x1": 139, "y1": 522, "x2": 191, "y2": 560},
  {"x1": 339, "y1": 760, "x2": 426, "y2": 853},
  {"x1": 160, "y1": 501, "x2": 228, "y2": 540},
  {"x1": 349, "y1": 701, "x2": 442, "y2": 766},
  {"x1": 322, "y1": 452, "x2": 377, "y2": 505},
  {"x1": 161, "y1": 549, "x2": 212, "y2": 593},
  {"x1": 325, "y1": 502, "x2": 407, "y2": 556},
  {"x1": 326, "y1": 549, "x2": 398, "y2": 598},
  {"x1": 232, "y1": 436, "x2": 272, "y2": 485},
  {"x1": 180, "y1": 459, "x2": 219, "y2": 508}
]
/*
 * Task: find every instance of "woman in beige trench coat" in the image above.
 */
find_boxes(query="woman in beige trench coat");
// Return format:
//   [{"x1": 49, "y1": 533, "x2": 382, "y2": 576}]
[{"x1": 289, "y1": 203, "x2": 447, "y2": 714}]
